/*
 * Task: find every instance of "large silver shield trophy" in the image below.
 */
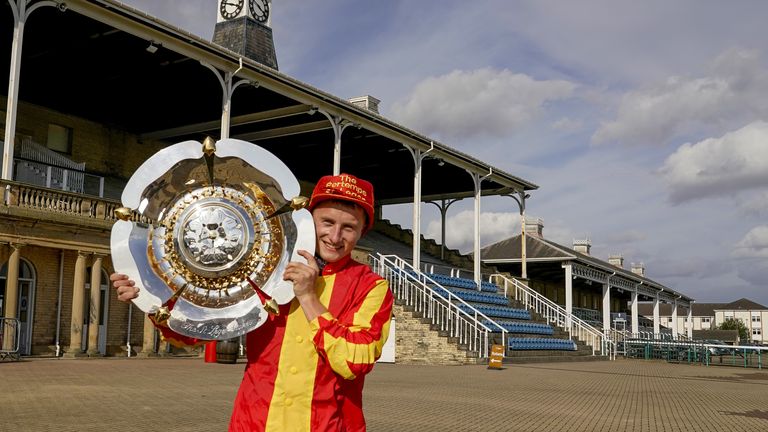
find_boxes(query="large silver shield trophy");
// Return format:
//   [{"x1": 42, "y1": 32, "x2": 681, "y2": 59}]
[{"x1": 111, "y1": 138, "x2": 315, "y2": 340}]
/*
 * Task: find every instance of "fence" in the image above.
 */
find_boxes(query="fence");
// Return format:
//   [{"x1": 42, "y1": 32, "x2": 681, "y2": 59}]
[{"x1": 622, "y1": 335, "x2": 767, "y2": 369}]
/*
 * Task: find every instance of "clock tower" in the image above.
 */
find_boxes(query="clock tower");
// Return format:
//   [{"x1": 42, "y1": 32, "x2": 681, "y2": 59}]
[{"x1": 213, "y1": 0, "x2": 278, "y2": 69}]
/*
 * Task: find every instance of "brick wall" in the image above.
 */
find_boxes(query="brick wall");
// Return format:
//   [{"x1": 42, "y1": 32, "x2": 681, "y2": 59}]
[{"x1": 3, "y1": 97, "x2": 168, "y2": 180}]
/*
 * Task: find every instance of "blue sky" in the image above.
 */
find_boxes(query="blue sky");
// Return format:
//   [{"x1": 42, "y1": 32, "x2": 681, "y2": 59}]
[{"x1": 122, "y1": 0, "x2": 768, "y2": 306}]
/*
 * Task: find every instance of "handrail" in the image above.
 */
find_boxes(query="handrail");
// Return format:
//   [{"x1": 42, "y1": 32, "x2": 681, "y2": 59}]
[
  {"x1": 372, "y1": 253, "x2": 499, "y2": 358},
  {"x1": 491, "y1": 273, "x2": 615, "y2": 358},
  {"x1": 18, "y1": 138, "x2": 85, "y2": 171},
  {"x1": 380, "y1": 254, "x2": 508, "y2": 334}
]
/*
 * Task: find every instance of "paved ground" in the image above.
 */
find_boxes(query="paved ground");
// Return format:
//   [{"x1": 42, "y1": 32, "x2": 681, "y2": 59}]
[{"x1": 1, "y1": 357, "x2": 767, "y2": 431}]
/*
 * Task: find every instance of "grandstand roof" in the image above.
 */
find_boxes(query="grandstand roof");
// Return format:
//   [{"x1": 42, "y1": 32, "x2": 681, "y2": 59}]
[
  {"x1": 1, "y1": 0, "x2": 536, "y2": 205},
  {"x1": 480, "y1": 233, "x2": 694, "y2": 303}
]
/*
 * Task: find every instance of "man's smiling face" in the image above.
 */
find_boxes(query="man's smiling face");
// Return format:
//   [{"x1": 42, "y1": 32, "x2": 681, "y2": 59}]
[{"x1": 311, "y1": 201, "x2": 365, "y2": 263}]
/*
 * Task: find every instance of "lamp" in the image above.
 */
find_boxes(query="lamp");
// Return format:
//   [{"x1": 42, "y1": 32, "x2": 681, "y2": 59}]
[{"x1": 146, "y1": 43, "x2": 159, "y2": 54}]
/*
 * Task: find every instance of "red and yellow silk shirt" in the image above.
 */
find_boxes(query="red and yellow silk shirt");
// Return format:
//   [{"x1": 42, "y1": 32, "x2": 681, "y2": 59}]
[{"x1": 226, "y1": 254, "x2": 393, "y2": 432}]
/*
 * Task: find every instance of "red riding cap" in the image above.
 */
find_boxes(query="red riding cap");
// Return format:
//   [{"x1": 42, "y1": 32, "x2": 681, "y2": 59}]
[{"x1": 308, "y1": 173, "x2": 375, "y2": 233}]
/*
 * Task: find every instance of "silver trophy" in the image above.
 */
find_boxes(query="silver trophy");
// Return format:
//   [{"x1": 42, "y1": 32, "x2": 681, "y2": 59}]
[{"x1": 111, "y1": 138, "x2": 315, "y2": 340}]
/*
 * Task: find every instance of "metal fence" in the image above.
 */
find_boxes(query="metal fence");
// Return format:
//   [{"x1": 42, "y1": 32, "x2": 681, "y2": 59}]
[
  {"x1": 1, "y1": 318, "x2": 21, "y2": 361},
  {"x1": 622, "y1": 335, "x2": 766, "y2": 369}
]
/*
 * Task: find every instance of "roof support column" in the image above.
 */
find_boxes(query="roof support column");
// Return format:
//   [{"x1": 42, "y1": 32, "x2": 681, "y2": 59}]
[
  {"x1": 467, "y1": 169, "x2": 492, "y2": 289},
  {"x1": 562, "y1": 262, "x2": 573, "y2": 331},
  {"x1": 316, "y1": 112, "x2": 356, "y2": 175},
  {"x1": 426, "y1": 199, "x2": 460, "y2": 260},
  {"x1": 504, "y1": 191, "x2": 530, "y2": 279},
  {"x1": 3, "y1": 1, "x2": 60, "y2": 181},
  {"x1": 687, "y1": 304, "x2": 693, "y2": 338},
  {"x1": 201, "y1": 58, "x2": 254, "y2": 140},
  {"x1": 602, "y1": 277, "x2": 611, "y2": 336},
  {"x1": 407, "y1": 144, "x2": 433, "y2": 271},
  {"x1": 653, "y1": 295, "x2": 661, "y2": 337},
  {"x1": 631, "y1": 284, "x2": 640, "y2": 335},
  {"x1": 672, "y1": 299, "x2": 679, "y2": 338}
]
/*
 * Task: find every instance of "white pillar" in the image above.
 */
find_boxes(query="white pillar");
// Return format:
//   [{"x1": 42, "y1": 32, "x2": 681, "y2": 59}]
[
  {"x1": 631, "y1": 288, "x2": 639, "y2": 335},
  {"x1": 602, "y1": 281, "x2": 611, "y2": 336},
  {"x1": 473, "y1": 174, "x2": 481, "y2": 289},
  {"x1": 411, "y1": 148, "x2": 424, "y2": 271},
  {"x1": 2, "y1": 4, "x2": 26, "y2": 180},
  {"x1": 671, "y1": 299, "x2": 679, "y2": 338},
  {"x1": 687, "y1": 305, "x2": 693, "y2": 338},
  {"x1": 468, "y1": 170, "x2": 491, "y2": 289},
  {"x1": 563, "y1": 262, "x2": 573, "y2": 329},
  {"x1": 653, "y1": 295, "x2": 661, "y2": 337}
]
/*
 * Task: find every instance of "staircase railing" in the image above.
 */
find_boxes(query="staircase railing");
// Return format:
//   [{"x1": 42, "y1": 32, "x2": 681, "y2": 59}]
[
  {"x1": 17, "y1": 138, "x2": 84, "y2": 171},
  {"x1": 372, "y1": 254, "x2": 506, "y2": 358},
  {"x1": 491, "y1": 274, "x2": 614, "y2": 358},
  {"x1": 11, "y1": 139, "x2": 105, "y2": 196}
]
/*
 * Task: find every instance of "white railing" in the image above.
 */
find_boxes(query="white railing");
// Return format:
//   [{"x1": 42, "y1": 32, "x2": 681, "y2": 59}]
[
  {"x1": 491, "y1": 274, "x2": 615, "y2": 358},
  {"x1": 372, "y1": 254, "x2": 508, "y2": 358},
  {"x1": 12, "y1": 139, "x2": 105, "y2": 197},
  {"x1": 17, "y1": 138, "x2": 85, "y2": 171}
]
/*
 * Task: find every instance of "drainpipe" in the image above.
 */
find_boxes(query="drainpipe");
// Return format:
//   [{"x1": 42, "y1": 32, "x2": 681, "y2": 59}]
[{"x1": 54, "y1": 250, "x2": 64, "y2": 357}]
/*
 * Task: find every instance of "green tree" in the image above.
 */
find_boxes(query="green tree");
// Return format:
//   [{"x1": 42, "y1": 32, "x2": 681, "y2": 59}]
[{"x1": 718, "y1": 318, "x2": 749, "y2": 341}]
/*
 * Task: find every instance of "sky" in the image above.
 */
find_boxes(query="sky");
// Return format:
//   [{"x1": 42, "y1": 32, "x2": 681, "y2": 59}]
[{"x1": 121, "y1": 0, "x2": 768, "y2": 306}]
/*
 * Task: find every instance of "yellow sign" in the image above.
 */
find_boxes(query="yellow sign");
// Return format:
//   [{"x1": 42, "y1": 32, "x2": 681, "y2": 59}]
[{"x1": 488, "y1": 344, "x2": 505, "y2": 369}]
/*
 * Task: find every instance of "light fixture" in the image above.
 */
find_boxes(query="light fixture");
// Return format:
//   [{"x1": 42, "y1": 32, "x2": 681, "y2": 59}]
[
  {"x1": 146, "y1": 43, "x2": 158, "y2": 54},
  {"x1": 437, "y1": 160, "x2": 445, "y2": 167}
]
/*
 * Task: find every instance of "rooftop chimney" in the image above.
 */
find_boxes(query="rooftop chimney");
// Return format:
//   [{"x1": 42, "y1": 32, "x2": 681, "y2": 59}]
[
  {"x1": 631, "y1": 262, "x2": 646, "y2": 277},
  {"x1": 348, "y1": 95, "x2": 381, "y2": 114},
  {"x1": 524, "y1": 217, "x2": 544, "y2": 238},
  {"x1": 608, "y1": 254, "x2": 624, "y2": 268},
  {"x1": 573, "y1": 238, "x2": 591, "y2": 255}
]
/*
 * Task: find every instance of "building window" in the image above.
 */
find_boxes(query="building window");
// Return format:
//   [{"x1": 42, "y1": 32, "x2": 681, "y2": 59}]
[
  {"x1": 702, "y1": 317, "x2": 711, "y2": 323},
  {"x1": 753, "y1": 328, "x2": 762, "y2": 336},
  {"x1": 47, "y1": 124, "x2": 73, "y2": 154},
  {"x1": 752, "y1": 315, "x2": 761, "y2": 323}
]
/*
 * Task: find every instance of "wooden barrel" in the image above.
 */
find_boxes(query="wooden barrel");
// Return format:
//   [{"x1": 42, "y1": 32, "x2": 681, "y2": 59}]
[{"x1": 216, "y1": 338, "x2": 239, "y2": 364}]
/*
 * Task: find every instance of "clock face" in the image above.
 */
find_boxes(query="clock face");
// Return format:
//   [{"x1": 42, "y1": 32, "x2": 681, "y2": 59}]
[
  {"x1": 249, "y1": 0, "x2": 270, "y2": 23},
  {"x1": 220, "y1": 0, "x2": 244, "y2": 20}
]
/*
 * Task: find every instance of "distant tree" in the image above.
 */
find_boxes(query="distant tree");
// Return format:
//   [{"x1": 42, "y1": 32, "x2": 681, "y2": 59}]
[{"x1": 719, "y1": 318, "x2": 749, "y2": 341}]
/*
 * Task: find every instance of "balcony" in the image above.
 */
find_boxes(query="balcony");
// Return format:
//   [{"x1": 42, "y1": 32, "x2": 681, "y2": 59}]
[{"x1": 0, "y1": 179, "x2": 147, "y2": 229}]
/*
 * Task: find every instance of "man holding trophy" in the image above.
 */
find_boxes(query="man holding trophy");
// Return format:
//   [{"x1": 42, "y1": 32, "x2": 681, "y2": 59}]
[{"x1": 112, "y1": 172, "x2": 394, "y2": 432}]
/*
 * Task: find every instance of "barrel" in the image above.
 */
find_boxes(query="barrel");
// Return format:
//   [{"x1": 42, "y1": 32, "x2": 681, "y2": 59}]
[{"x1": 216, "y1": 338, "x2": 240, "y2": 364}]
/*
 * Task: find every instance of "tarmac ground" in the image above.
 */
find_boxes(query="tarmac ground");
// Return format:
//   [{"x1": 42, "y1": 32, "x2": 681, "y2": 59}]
[{"x1": 1, "y1": 356, "x2": 767, "y2": 431}]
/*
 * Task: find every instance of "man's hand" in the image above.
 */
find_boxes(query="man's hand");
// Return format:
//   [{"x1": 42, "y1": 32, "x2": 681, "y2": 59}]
[
  {"x1": 110, "y1": 273, "x2": 139, "y2": 302},
  {"x1": 283, "y1": 250, "x2": 327, "y2": 321}
]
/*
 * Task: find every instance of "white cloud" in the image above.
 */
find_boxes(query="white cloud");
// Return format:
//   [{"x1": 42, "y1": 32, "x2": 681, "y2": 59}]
[
  {"x1": 659, "y1": 121, "x2": 768, "y2": 203},
  {"x1": 738, "y1": 191, "x2": 768, "y2": 218},
  {"x1": 592, "y1": 49, "x2": 768, "y2": 146},
  {"x1": 391, "y1": 68, "x2": 575, "y2": 141},
  {"x1": 425, "y1": 210, "x2": 519, "y2": 253},
  {"x1": 734, "y1": 226, "x2": 768, "y2": 258},
  {"x1": 551, "y1": 117, "x2": 583, "y2": 133}
]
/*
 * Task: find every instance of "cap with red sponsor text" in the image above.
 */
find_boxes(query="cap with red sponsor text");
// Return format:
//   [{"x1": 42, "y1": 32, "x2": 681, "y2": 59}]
[{"x1": 308, "y1": 173, "x2": 375, "y2": 233}]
